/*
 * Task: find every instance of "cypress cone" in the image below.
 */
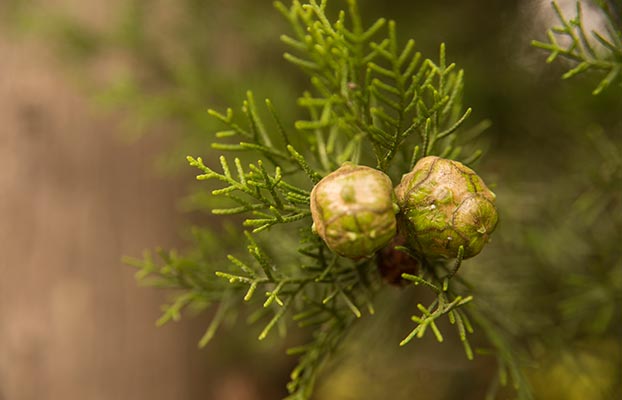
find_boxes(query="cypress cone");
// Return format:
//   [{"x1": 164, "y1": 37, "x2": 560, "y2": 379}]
[
  {"x1": 394, "y1": 156, "x2": 498, "y2": 260},
  {"x1": 310, "y1": 164, "x2": 398, "y2": 259}
]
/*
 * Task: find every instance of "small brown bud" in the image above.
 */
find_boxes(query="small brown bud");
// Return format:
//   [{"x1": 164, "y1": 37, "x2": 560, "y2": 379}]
[{"x1": 376, "y1": 234, "x2": 420, "y2": 286}]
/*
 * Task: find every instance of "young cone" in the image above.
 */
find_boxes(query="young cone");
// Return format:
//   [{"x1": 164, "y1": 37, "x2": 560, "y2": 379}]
[
  {"x1": 310, "y1": 164, "x2": 398, "y2": 259},
  {"x1": 394, "y1": 156, "x2": 498, "y2": 260}
]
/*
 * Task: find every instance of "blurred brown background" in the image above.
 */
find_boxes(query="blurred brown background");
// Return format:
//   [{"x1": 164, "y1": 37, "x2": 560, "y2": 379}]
[{"x1": 0, "y1": 35, "x2": 215, "y2": 399}]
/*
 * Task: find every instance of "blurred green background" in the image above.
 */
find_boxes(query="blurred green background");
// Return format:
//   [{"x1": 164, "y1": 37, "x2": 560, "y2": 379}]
[{"x1": 0, "y1": 0, "x2": 619, "y2": 399}]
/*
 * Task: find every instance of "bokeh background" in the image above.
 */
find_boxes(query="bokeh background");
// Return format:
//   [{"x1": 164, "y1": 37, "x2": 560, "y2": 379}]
[{"x1": 1, "y1": 0, "x2": 620, "y2": 399}]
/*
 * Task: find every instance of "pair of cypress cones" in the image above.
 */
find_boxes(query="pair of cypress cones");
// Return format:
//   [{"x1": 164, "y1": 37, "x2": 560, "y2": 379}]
[{"x1": 310, "y1": 157, "x2": 498, "y2": 267}]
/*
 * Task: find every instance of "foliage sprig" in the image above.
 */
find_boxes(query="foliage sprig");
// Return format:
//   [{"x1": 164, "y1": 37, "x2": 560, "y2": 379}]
[
  {"x1": 532, "y1": 1, "x2": 622, "y2": 94},
  {"x1": 275, "y1": 0, "x2": 479, "y2": 177},
  {"x1": 399, "y1": 273, "x2": 475, "y2": 360},
  {"x1": 187, "y1": 155, "x2": 311, "y2": 233}
]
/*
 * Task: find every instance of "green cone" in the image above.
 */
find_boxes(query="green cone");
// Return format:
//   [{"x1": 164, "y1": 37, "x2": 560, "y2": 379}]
[
  {"x1": 310, "y1": 164, "x2": 398, "y2": 259},
  {"x1": 394, "y1": 156, "x2": 498, "y2": 260}
]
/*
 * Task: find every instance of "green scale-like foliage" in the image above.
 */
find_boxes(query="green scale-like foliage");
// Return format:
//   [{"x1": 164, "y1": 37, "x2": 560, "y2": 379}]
[{"x1": 127, "y1": 1, "x2": 530, "y2": 399}]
